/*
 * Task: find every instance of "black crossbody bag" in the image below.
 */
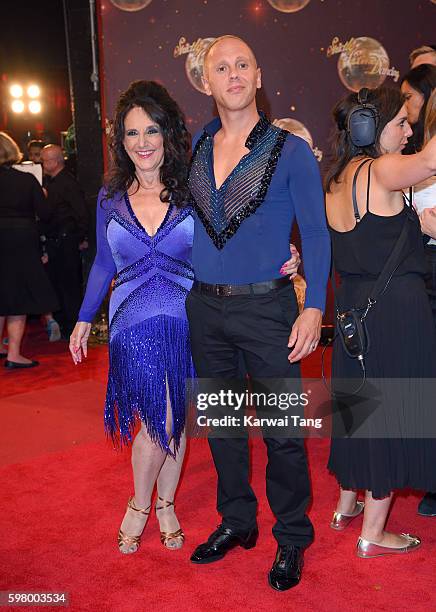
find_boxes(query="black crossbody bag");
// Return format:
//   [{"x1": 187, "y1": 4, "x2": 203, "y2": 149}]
[
  {"x1": 333, "y1": 213, "x2": 412, "y2": 362},
  {"x1": 322, "y1": 160, "x2": 416, "y2": 395}
]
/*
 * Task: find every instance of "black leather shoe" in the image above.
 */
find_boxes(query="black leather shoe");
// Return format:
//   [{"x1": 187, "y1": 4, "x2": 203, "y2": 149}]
[
  {"x1": 4, "y1": 359, "x2": 39, "y2": 369},
  {"x1": 268, "y1": 545, "x2": 304, "y2": 591},
  {"x1": 418, "y1": 492, "x2": 436, "y2": 517},
  {"x1": 190, "y1": 524, "x2": 258, "y2": 564}
]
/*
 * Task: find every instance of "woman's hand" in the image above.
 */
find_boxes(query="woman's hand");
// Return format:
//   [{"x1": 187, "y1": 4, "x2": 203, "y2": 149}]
[
  {"x1": 69, "y1": 322, "x2": 92, "y2": 364},
  {"x1": 279, "y1": 244, "x2": 301, "y2": 279}
]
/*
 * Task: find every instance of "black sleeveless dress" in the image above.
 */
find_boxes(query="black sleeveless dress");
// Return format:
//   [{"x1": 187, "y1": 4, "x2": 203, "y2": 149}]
[
  {"x1": 0, "y1": 166, "x2": 58, "y2": 316},
  {"x1": 328, "y1": 160, "x2": 436, "y2": 498}
]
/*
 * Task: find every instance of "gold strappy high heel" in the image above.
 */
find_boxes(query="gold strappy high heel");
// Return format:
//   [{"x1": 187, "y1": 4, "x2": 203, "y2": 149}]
[
  {"x1": 118, "y1": 497, "x2": 151, "y2": 554},
  {"x1": 155, "y1": 496, "x2": 185, "y2": 549}
]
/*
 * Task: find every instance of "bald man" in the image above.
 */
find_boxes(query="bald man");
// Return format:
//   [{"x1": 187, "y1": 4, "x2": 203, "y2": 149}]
[
  {"x1": 41, "y1": 145, "x2": 89, "y2": 338},
  {"x1": 186, "y1": 36, "x2": 330, "y2": 590}
]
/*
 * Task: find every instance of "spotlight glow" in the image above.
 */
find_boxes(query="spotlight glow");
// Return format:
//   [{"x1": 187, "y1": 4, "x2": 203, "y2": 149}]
[
  {"x1": 10, "y1": 84, "x2": 23, "y2": 98},
  {"x1": 27, "y1": 85, "x2": 41, "y2": 98},
  {"x1": 28, "y1": 100, "x2": 42, "y2": 114},
  {"x1": 11, "y1": 100, "x2": 25, "y2": 113}
]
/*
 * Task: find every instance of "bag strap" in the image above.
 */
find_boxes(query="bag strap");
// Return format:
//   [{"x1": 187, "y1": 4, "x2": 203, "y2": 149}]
[
  {"x1": 351, "y1": 158, "x2": 372, "y2": 223},
  {"x1": 368, "y1": 212, "x2": 411, "y2": 302}
]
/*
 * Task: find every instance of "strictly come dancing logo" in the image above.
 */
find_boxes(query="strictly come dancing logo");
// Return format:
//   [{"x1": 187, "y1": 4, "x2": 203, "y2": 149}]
[
  {"x1": 173, "y1": 36, "x2": 216, "y2": 93},
  {"x1": 326, "y1": 36, "x2": 400, "y2": 92}
]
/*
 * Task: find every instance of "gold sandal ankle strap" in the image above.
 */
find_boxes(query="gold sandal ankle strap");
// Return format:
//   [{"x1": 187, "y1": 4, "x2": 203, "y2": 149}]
[
  {"x1": 127, "y1": 496, "x2": 151, "y2": 515},
  {"x1": 155, "y1": 496, "x2": 175, "y2": 511}
]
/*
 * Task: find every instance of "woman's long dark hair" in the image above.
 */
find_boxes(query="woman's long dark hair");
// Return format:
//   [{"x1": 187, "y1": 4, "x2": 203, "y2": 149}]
[
  {"x1": 324, "y1": 87, "x2": 404, "y2": 192},
  {"x1": 105, "y1": 80, "x2": 191, "y2": 207},
  {"x1": 401, "y1": 64, "x2": 436, "y2": 151}
]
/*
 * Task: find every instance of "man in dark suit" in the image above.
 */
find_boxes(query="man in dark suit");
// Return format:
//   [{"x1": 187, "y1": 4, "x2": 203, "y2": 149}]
[{"x1": 41, "y1": 145, "x2": 89, "y2": 338}]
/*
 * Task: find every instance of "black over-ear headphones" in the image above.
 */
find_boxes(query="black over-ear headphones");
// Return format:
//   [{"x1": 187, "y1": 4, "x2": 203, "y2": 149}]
[{"x1": 347, "y1": 88, "x2": 379, "y2": 147}]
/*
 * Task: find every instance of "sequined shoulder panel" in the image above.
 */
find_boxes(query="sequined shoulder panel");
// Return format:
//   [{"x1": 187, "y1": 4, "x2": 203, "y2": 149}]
[{"x1": 188, "y1": 126, "x2": 288, "y2": 250}]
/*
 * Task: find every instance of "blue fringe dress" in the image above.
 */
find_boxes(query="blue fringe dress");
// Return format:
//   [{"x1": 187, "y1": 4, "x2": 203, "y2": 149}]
[{"x1": 78, "y1": 189, "x2": 195, "y2": 452}]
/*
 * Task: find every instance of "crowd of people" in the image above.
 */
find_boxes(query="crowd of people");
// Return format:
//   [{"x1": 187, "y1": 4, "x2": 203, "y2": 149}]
[
  {"x1": 0, "y1": 136, "x2": 89, "y2": 365},
  {"x1": 2, "y1": 37, "x2": 436, "y2": 593}
]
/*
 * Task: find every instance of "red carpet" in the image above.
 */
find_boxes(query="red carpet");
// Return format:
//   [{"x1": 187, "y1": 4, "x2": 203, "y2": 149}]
[{"x1": 1, "y1": 324, "x2": 435, "y2": 611}]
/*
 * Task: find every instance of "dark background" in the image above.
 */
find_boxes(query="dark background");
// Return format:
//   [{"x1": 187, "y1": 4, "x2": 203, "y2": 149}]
[
  {"x1": 0, "y1": 1, "x2": 71, "y2": 149},
  {"x1": 99, "y1": 0, "x2": 436, "y2": 324},
  {"x1": 100, "y1": 0, "x2": 436, "y2": 160},
  {"x1": 2, "y1": 0, "x2": 435, "y2": 161},
  {"x1": 2, "y1": 0, "x2": 435, "y2": 325}
]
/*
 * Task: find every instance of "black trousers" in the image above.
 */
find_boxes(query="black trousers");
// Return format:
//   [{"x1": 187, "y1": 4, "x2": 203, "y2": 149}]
[
  {"x1": 46, "y1": 236, "x2": 82, "y2": 337},
  {"x1": 186, "y1": 285, "x2": 314, "y2": 548}
]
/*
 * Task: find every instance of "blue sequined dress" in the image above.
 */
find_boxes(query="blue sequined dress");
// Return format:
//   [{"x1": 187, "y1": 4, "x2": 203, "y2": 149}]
[{"x1": 78, "y1": 189, "x2": 195, "y2": 452}]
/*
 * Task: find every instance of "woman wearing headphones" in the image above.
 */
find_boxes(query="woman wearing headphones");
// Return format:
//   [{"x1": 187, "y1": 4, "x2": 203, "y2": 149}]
[{"x1": 325, "y1": 87, "x2": 436, "y2": 557}]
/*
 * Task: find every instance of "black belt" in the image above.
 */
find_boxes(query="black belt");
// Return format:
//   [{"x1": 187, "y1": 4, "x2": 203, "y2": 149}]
[{"x1": 192, "y1": 277, "x2": 289, "y2": 296}]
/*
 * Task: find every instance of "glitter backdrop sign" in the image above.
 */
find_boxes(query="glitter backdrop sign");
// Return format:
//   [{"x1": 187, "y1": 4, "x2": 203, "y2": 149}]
[
  {"x1": 99, "y1": 0, "x2": 435, "y2": 157},
  {"x1": 99, "y1": 0, "x2": 435, "y2": 324}
]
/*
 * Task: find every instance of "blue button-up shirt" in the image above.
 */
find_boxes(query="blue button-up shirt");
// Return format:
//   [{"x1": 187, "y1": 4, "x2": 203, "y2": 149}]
[{"x1": 189, "y1": 115, "x2": 331, "y2": 312}]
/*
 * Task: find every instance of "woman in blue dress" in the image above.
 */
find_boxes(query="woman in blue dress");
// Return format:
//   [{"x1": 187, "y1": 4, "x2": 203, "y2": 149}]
[{"x1": 69, "y1": 81, "x2": 195, "y2": 553}]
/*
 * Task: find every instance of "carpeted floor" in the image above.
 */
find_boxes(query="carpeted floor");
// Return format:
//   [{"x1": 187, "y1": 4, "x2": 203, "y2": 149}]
[{"x1": 0, "y1": 324, "x2": 435, "y2": 611}]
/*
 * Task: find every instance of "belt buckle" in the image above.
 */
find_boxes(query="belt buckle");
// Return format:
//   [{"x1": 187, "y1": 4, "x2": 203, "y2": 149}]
[{"x1": 217, "y1": 285, "x2": 232, "y2": 296}]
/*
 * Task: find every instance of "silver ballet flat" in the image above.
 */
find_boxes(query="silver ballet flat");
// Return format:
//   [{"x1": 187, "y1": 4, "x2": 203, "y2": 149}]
[
  {"x1": 330, "y1": 500, "x2": 365, "y2": 531},
  {"x1": 356, "y1": 534, "x2": 421, "y2": 558}
]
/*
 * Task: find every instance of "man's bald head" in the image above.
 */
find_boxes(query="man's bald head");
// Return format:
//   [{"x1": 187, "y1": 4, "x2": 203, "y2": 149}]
[
  {"x1": 42, "y1": 144, "x2": 64, "y2": 163},
  {"x1": 41, "y1": 144, "x2": 65, "y2": 176},
  {"x1": 203, "y1": 35, "x2": 258, "y2": 77},
  {"x1": 201, "y1": 35, "x2": 261, "y2": 113}
]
